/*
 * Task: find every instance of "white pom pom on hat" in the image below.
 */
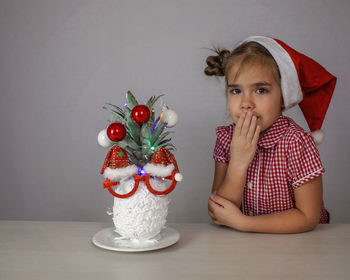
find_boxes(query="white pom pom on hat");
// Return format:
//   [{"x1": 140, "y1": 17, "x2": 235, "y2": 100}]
[
  {"x1": 238, "y1": 36, "x2": 337, "y2": 145},
  {"x1": 311, "y1": 130, "x2": 325, "y2": 145}
]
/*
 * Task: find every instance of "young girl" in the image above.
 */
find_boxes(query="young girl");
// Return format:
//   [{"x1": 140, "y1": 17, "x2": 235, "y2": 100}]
[{"x1": 205, "y1": 36, "x2": 336, "y2": 233}]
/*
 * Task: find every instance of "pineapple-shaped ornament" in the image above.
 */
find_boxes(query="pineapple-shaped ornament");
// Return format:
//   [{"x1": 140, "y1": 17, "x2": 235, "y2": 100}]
[{"x1": 97, "y1": 92, "x2": 182, "y2": 245}]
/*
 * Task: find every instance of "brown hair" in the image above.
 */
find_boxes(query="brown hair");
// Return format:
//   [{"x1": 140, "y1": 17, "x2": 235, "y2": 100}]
[{"x1": 204, "y1": 42, "x2": 281, "y2": 85}]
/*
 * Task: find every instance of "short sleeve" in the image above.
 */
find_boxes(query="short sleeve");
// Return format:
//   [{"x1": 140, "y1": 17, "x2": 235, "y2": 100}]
[
  {"x1": 213, "y1": 125, "x2": 232, "y2": 163},
  {"x1": 287, "y1": 131, "x2": 325, "y2": 189}
]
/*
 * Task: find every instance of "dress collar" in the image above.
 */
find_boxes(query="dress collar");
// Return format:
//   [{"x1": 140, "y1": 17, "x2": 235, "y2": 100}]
[{"x1": 257, "y1": 115, "x2": 289, "y2": 149}]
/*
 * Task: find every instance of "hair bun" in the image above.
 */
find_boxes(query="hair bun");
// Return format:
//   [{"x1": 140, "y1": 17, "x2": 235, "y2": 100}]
[{"x1": 204, "y1": 49, "x2": 231, "y2": 76}]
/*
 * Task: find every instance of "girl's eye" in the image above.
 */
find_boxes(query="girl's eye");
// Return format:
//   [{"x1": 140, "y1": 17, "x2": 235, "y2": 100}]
[
  {"x1": 230, "y1": 88, "x2": 241, "y2": 95},
  {"x1": 256, "y1": 88, "x2": 268, "y2": 94}
]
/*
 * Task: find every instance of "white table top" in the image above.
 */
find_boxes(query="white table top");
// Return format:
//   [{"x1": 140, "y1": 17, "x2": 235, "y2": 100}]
[{"x1": 1, "y1": 221, "x2": 349, "y2": 280}]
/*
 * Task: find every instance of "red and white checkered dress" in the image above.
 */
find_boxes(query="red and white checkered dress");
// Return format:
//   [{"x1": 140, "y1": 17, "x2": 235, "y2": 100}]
[{"x1": 213, "y1": 115, "x2": 329, "y2": 224}]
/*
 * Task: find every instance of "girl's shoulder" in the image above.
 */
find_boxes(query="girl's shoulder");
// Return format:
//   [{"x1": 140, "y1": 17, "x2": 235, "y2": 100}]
[
  {"x1": 215, "y1": 123, "x2": 235, "y2": 139},
  {"x1": 282, "y1": 116, "x2": 317, "y2": 148}
]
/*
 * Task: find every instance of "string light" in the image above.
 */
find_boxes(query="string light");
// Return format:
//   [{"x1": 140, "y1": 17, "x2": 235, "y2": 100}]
[
  {"x1": 151, "y1": 117, "x2": 160, "y2": 134},
  {"x1": 137, "y1": 166, "x2": 146, "y2": 176}
]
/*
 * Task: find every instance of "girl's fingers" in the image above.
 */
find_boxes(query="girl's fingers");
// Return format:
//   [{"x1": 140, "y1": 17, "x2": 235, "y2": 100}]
[
  {"x1": 252, "y1": 125, "x2": 261, "y2": 145},
  {"x1": 235, "y1": 112, "x2": 246, "y2": 136},
  {"x1": 208, "y1": 201, "x2": 216, "y2": 219},
  {"x1": 208, "y1": 209, "x2": 214, "y2": 218},
  {"x1": 240, "y1": 111, "x2": 253, "y2": 136},
  {"x1": 246, "y1": 115, "x2": 258, "y2": 141},
  {"x1": 212, "y1": 219, "x2": 223, "y2": 226},
  {"x1": 208, "y1": 200, "x2": 215, "y2": 212},
  {"x1": 210, "y1": 194, "x2": 226, "y2": 208}
]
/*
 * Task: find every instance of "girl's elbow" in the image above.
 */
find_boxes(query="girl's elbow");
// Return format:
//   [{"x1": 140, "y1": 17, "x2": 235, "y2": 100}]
[
  {"x1": 296, "y1": 208, "x2": 320, "y2": 232},
  {"x1": 305, "y1": 220, "x2": 319, "y2": 232},
  {"x1": 303, "y1": 213, "x2": 321, "y2": 232}
]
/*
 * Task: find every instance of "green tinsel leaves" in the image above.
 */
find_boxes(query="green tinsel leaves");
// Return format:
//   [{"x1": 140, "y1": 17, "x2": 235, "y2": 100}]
[
  {"x1": 105, "y1": 103, "x2": 125, "y2": 118},
  {"x1": 146, "y1": 95, "x2": 164, "y2": 110},
  {"x1": 126, "y1": 91, "x2": 138, "y2": 110},
  {"x1": 124, "y1": 107, "x2": 141, "y2": 145},
  {"x1": 103, "y1": 91, "x2": 175, "y2": 166},
  {"x1": 153, "y1": 131, "x2": 173, "y2": 147},
  {"x1": 102, "y1": 105, "x2": 125, "y2": 123},
  {"x1": 151, "y1": 122, "x2": 166, "y2": 144}
]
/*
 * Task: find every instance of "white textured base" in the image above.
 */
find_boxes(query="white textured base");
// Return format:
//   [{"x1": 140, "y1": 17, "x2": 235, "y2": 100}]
[{"x1": 112, "y1": 177, "x2": 169, "y2": 241}]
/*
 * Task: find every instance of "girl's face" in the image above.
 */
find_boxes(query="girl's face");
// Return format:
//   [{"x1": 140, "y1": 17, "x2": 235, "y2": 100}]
[{"x1": 226, "y1": 61, "x2": 283, "y2": 133}]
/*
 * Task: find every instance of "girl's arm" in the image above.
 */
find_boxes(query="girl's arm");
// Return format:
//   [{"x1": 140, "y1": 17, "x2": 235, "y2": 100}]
[
  {"x1": 209, "y1": 176, "x2": 323, "y2": 233},
  {"x1": 211, "y1": 161, "x2": 227, "y2": 193},
  {"x1": 214, "y1": 112, "x2": 260, "y2": 207},
  {"x1": 240, "y1": 176, "x2": 323, "y2": 233},
  {"x1": 215, "y1": 161, "x2": 247, "y2": 207}
]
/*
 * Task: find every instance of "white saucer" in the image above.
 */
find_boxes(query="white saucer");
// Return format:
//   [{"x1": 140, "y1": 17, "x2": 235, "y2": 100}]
[{"x1": 92, "y1": 227, "x2": 180, "y2": 252}]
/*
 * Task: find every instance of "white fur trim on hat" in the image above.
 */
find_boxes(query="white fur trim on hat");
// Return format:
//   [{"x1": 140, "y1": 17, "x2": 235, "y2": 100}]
[
  {"x1": 143, "y1": 163, "x2": 175, "y2": 177},
  {"x1": 311, "y1": 129, "x2": 325, "y2": 145},
  {"x1": 241, "y1": 36, "x2": 303, "y2": 110},
  {"x1": 103, "y1": 165, "x2": 138, "y2": 181}
]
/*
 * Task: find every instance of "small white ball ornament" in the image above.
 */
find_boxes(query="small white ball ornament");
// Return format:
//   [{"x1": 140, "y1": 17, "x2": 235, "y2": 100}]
[
  {"x1": 175, "y1": 173, "x2": 183, "y2": 182},
  {"x1": 161, "y1": 109, "x2": 178, "y2": 127},
  {"x1": 97, "y1": 129, "x2": 113, "y2": 148}
]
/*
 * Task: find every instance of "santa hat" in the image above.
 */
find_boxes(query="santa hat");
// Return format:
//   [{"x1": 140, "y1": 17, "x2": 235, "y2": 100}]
[
  {"x1": 100, "y1": 145, "x2": 137, "y2": 181},
  {"x1": 240, "y1": 36, "x2": 337, "y2": 144},
  {"x1": 144, "y1": 147, "x2": 183, "y2": 182}
]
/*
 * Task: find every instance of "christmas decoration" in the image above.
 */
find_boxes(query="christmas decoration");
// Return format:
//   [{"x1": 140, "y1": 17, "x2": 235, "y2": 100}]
[
  {"x1": 144, "y1": 147, "x2": 182, "y2": 195},
  {"x1": 97, "y1": 129, "x2": 113, "y2": 148},
  {"x1": 160, "y1": 108, "x2": 179, "y2": 127},
  {"x1": 131, "y1": 105, "x2": 151, "y2": 124},
  {"x1": 106, "y1": 122, "x2": 126, "y2": 142},
  {"x1": 97, "y1": 91, "x2": 182, "y2": 246}
]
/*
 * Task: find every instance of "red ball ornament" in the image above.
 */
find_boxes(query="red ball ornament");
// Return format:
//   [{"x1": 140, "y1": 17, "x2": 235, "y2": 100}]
[
  {"x1": 106, "y1": 122, "x2": 126, "y2": 142},
  {"x1": 131, "y1": 105, "x2": 151, "y2": 124}
]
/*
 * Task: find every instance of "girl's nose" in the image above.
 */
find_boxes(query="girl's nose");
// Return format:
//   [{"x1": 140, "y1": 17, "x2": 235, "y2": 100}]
[{"x1": 240, "y1": 95, "x2": 255, "y2": 111}]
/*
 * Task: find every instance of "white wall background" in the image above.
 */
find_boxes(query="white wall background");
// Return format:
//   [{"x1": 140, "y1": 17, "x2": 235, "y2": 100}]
[{"x1": 1, "y1": 0, "x2": 349, "y2": 223}]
